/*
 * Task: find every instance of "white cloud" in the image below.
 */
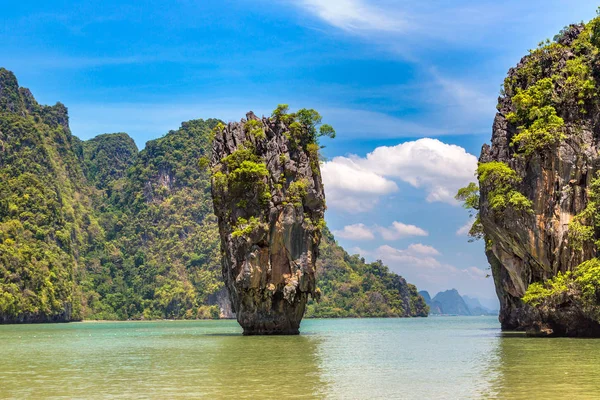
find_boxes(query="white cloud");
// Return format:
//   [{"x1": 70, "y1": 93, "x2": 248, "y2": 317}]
[
  {"x1": 407, "y1": 243, "x2": 440, "y2": 256},
  {"x1": 294, "y1": 0, "x2": 407, "y2": 33},
  {"x1": 321, "y1": 157, "x2": 398, "y2": 212},
  {"x1": 356, "y1": 138, "x2": 478, "y2": 204},
  {"x1": 375, "y1": 244, "x2": 441, "y2": 269},
  {"x1": 377, "y1": 221, "x2": 428, "y2": 240},
  {"x1": 333, "y1": 223, "x2": 375, "y2": 241},
  {"x1": 322, "y1": 138, "x2": 477, "y2": 212}
]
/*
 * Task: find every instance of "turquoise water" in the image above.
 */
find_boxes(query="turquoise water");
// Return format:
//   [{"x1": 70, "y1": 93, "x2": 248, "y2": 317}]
[{"x1": 1, "y1": 317, "x2": 599, "y2": 399}]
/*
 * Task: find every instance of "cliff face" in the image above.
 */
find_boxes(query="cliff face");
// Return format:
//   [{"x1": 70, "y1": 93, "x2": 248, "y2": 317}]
[
  {"x1": 0, "y1": 68, "x2": 96, "y2": 323},
  {"x1": 479, "y1": 22, "x2": 600, "y2": 335},
  {"x1": 211, "y1": 111, "x2": 326, "y2": 334}
]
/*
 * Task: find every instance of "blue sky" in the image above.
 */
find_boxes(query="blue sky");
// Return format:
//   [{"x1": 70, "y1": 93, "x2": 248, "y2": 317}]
[{"x1": 2, "y1": 0, "x2": 597, "y2": 301}]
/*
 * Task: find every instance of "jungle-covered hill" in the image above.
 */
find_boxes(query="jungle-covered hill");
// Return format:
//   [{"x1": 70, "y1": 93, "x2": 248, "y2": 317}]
[{"x1": 0, "y1": 68, "x2": 428, "y2": 322}]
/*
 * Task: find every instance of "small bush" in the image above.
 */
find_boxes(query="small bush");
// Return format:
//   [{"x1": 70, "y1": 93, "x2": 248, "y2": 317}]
[
  {"x1": 244, "y1": 119, "x2": 266, "y2": 140},
  {"x1": 477, "y1": 162, "x2": 532, "y2": 212}
]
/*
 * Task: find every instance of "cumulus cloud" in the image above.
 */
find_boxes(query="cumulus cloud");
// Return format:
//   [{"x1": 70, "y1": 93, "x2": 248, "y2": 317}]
[
  {"x1": 333, "y1": 221, "x2": 428, "y2": 241},
  {"x1": 333, "y1": 223, "x2": 375, "y2": 241},
  {"x1": 407, "y1": 243, "x2": 440, "y2": 256},
  {"x1": 375, "y1": 244, "x2": 440, "y2": 269},
  {"x1": 321, "y1": 138, "x2": 477, "y2": 212},
  {"x1": 377, "y1": 221, "x2": 428, "y2": 240},
  {"x1": 355, "y1": 138, "x2": 478, "y2": 203},
  {"x1": 321, "y1": 157, "x2": 398, "y2": 212}
]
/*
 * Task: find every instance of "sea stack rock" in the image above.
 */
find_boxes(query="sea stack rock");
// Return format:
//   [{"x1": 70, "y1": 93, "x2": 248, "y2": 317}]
[
  {"x1": 477, "y1": 21, "x2": 600, "y2": 336},
  {"x1": 211, "y1": 108, "x2": 328, "y2": 335}
]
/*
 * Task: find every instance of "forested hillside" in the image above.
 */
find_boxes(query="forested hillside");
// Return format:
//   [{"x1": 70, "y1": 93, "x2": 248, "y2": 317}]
[
  {"x1": 307, "y1": 229, "x2": 428, "y2": 317},
  {"x1": 0, "y1": 68, "x2": 428, "y2": 322},
  {"x1": 0, "y1": 68, "x2": 101, "y2": 322}
]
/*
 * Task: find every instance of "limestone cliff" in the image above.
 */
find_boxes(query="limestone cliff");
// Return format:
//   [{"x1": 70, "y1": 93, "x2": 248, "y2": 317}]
[
  {"x1": 211, "y1": 109, "x2": 328, "y2": 335},
  {"x1": 0, "y1": 68, "x2": 92, "y2": 323},
  {"x1": 478, "y1": 21, "x2": 600, "y2": 336}
]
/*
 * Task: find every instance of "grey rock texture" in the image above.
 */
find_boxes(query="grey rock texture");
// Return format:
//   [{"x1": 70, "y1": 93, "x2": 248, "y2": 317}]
[
  {"x1": 479, "y1": 24, "x2": 600, "y2": 333},
  {"x1": 211, "y1": 112, "x2": 325, "y2": 335}
]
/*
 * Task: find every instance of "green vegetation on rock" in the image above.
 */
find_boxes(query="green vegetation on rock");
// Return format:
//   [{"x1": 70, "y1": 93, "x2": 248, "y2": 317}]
[
  {"x1": 0, "y1": 68, "x2": 100, "y2": 322},
  {"x1": 455, "y1": 162, "x2": 531, "y2": 242},
  {"x1": 477, "y1": 161, "x2": 532, "y2": 212},
  {"x1": 506, "y1": 78, "x2": 565, "y2": 155},
  {"x1": 523, "y1": 258, "x2": 600, "y2": 323},
  {"x1": 271, "y1": 104, "x2": 336, "y2": 147},
  {"x1": 568, "y1": 172, "x2": 600, "y2": 251},
  {"x1": 82, "y1": 118, "x2": 224, "y2": 320}
]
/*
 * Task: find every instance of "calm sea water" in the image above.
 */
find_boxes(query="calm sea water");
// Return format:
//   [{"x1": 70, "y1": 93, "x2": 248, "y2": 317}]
[{"x1": 1, "y1": 317, "x2": 599, "y2": 399}]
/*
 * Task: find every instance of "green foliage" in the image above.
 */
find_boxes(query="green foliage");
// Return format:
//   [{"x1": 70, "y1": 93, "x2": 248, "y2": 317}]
[
  {"x1": 523, "y1": 258, "x2": 600, "y2": 322},
  {"x1": 215, "y1": 145, "x2": 271, "y2": 208},
  {"x1": 244, "y1": 119, "x2": 266, "y2": 140},
  {"x1": 0, "y1": 68, "x2": 23, "y2": 113},
  {"x1": 522, "y1": 272, "x2": 571, "y2": 307},
  {"x1": 231, "y1": 217, "x2": 264, "y2": 238},
  {"x1": 270, "y1": 104, "x2": 335, "y2": 147},
  {"x1": 502, "y1": 19, "x2": 600, "y2": 157},
  {"x1": 477, "y1": 162, "x2": 532, "y2": 212},
  {"x1": 286, "y1": 179, "x2": 308, "y2": 207},
  {"x1": 507, "y1": 78, "x2": 565, "y2": 155},
  {"x1": 271, "y1": 104, "x2": 290, "y2": 120},
  {"x1": 455, "y1": 182, "x2": 480, "y2": 213},
  {"x1": 563, "y1": 57, "x2": 596, "y2": 112},
  {"x1": 455, "y1": 182, "x2": 484, "y2": 241},
  {"x1": 568, "y1": 218, "x2": 594, "y2": 251},
  {"x1": 81, "y1": 118, "x2": 225, "y2": 320},
  {"x1": 305, "y1": 228, "x2": 429, "y2": 318},
  {"x1": 0, "y1": 73, "x2": 101, "y2": 322},
  {"x1": 319, "y1": 124, "x2": 336, "y2": 139},
  {"x1": 82, "y1": 133, "x2": 139, "y2": 190},
  {"x1": 197, "y1": 156, "x2": 210, "y2": 170},
  {"x1": 568, "y1": 172, "x2": 600, "y2": 250}
]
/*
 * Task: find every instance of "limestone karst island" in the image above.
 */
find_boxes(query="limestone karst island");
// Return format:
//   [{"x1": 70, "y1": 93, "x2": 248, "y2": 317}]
[{"x1": 2, "y1": 2, "x2": 600, "y2": 399}]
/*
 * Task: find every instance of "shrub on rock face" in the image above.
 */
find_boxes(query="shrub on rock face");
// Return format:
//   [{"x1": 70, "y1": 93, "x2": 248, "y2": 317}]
[{"x1": 523, "y1": 258, "x2": 600, "y2": 336}]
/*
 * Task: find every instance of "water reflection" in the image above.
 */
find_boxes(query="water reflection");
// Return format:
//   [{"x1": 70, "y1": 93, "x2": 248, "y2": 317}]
[
  {"x1": 202, "y1": 334, "x2": 328, "y2": 398},
  {"x1": 310, "y1": 317, "x2": 503, "y2": 399},
  {"x1": 486, "y1": 332, "x2": 600, "y2": 399},
  {"x1": 0, "y1": 321, "x2": 327, "y2": 399}
]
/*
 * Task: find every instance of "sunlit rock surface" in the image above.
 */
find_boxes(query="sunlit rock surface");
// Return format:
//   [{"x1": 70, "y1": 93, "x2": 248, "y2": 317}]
[{"x1": 211, "y1": 112, "x2": 325, "y2": 334}]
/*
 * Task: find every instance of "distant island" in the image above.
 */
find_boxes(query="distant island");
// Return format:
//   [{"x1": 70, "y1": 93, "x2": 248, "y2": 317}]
[{"x1": 419, "y1": 289, "x2": 498, "y2": 316}]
